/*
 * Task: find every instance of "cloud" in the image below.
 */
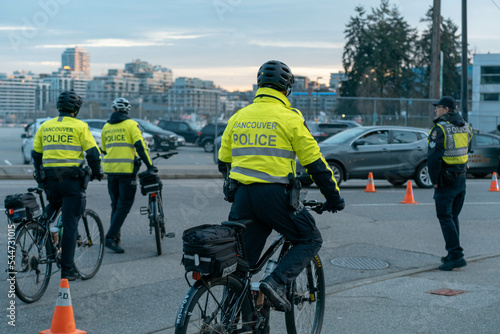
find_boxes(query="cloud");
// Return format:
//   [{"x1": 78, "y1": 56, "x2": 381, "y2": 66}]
[
  {"x1": 0, "y1": 26, "x2": 32, "y2": 31},
  {"x1": 249, "y1": 40, "x2": 344, "y2": 49}
]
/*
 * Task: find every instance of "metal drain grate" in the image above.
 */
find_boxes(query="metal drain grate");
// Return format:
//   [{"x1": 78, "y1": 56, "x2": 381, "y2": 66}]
[{"x1": 331, "y1": 257, "x2": 389, "y2": 270}]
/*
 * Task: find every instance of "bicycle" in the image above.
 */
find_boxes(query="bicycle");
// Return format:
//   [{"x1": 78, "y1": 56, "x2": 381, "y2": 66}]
[
  {"x1": 175, "y1": 199, "x2": 327, "y2": 334},
  {"x1": 138, "y1": 152, "x2": 178, "y2": 256},
  {"x1": 7, "y1": 187, "x2": 105, "y2": 303}
]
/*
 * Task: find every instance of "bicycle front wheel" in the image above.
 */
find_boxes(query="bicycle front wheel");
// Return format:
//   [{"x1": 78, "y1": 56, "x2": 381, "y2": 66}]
[
  {"x1": 150, "y1": 196, "x2": 162, "y2": 256},
  {"x1": 175, "y1": 275, "x2": 254, "y2": 334},
  {"x1": 14, "y1": 221, "x2": 52, "y2": 303},
  {"x1": 73, "y1": 209, "x2": 104, "y2": 280},
  {"x1": 285, "y1": 254, "x2": 325, "y2": 334}
]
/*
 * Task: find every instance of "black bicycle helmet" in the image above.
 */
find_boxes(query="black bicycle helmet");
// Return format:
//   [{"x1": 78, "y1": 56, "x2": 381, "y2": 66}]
[
  {"x1": 57, "y1": 90, "x2": 83, "y2": 116},
  {"x1": 257, "y1": 60, "x2": 295, "y2": 96}
]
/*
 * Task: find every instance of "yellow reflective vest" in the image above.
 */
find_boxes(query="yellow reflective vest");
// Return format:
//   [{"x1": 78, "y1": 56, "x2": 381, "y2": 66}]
[
  {"x1": 219, "y1": 87, "x2": 335, "y2": 186},
  {"x1": 434, "y1": 121, "x2": 472, "y2": 165},
  {"x1": 101, "y1": 119, "x2": 151, "y2": 174},
  {"x1": 33, "y1": 116, "x2": 100, "y2": 168}
]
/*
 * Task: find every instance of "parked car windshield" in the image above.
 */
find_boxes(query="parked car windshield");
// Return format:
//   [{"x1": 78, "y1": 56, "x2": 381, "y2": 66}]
[{"x1": 321, "y1": 127, "x2": 367, "y2": 145}]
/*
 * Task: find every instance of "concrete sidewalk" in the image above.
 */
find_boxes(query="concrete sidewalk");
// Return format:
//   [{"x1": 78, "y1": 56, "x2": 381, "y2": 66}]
[{"x1": 0, "y1": 164, "x2": 222, "y2": 180}]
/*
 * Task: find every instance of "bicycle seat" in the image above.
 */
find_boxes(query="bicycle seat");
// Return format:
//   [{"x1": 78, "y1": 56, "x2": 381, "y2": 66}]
[{"x1": 221, "y1": 220, "x2": 254, "y2": 231}]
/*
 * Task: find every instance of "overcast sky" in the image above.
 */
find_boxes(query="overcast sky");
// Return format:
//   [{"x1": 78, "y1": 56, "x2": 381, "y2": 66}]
[{"x1": 2, "y1": 0, "x2": 500, "y2": 91}]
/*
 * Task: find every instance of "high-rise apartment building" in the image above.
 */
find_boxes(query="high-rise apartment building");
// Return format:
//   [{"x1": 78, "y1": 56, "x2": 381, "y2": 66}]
[
  {"x1": 0, "y1": 71, "x2": 50, "y2": 117},
  {"x1": 61, "y1": 46, "x2": 90, "y2": 76}
]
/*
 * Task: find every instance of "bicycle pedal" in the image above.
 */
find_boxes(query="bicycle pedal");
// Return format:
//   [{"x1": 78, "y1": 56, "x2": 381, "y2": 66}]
[
  {"x1": 166, "y1": 232, "x2": 175, "y2": 238},
  {"x1": 140, "y1": 207, "x2": 149, "y2": 215}
]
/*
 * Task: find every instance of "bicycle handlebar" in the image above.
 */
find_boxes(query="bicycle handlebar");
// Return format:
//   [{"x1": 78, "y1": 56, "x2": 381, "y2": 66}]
[{"x1": 302, "y1": 200, "x2": 326, "y2": 214}]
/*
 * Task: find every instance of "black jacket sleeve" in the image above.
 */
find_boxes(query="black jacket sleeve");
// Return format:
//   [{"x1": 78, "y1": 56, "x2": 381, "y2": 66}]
[
  {"x1": 427, "y1": 126, "x2": 445, "y2": 185},
  {"x1": 85, "y1": 147, "x2": 103, "y2": 176},
  {"x1": 134, "y1": 140, "x2": 153, "y2": 169},
  {"x1": 218, "y1": 160, "x2": 230, "y2": 179},
  {"x1": 303, "y1": 158, "x2": 343, "y2": 205}
]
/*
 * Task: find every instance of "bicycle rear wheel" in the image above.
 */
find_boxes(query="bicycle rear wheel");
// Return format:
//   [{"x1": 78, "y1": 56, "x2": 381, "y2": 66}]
[
  {"x1": 285, "y1": 254, "x2": 325, "y2": 334},
  {"x1": 14, "y1": 221, "x2": 52, "y2": 303},
  {"x1": 150, "y1": 196, "x2": 162, "y2": 255},
  {"x1": 175, "y1": 275, "x2": 254, "y2": 334},
  {"x1": 73, "y1": 209, "x2": 105, "y2": 280}
]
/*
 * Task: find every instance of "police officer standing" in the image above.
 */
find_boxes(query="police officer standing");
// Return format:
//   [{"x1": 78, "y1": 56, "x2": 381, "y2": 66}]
[
  {"x1": 428, "y1": 96, "x2": 472, "y2": 271},
  {"x1": 101, "y1": 98, "x2": 155, "y2": 253},
  {"x1": 218, "y1": 60, "x2": 345, "y2": 312},
  {"x1": 32, "y1": 90, "x2": 103, "y2": 281}
]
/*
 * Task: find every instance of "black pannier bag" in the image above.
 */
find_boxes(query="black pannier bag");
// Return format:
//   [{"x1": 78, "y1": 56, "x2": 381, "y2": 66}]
[
  {"x1": 139, "y1": 172, "x2": 162, "y2": 195},
  {"x1": 182, "y1": 224, "x2": 238, "y2": 277},
  {"x1": 4, "y1": 193, "x2": 41, "y2": 223}
]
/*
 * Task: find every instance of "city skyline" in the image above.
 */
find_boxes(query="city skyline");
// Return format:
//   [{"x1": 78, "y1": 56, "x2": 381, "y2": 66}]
[{"x1": 2, "y1": 0, "x2": 500, "y2": 91}]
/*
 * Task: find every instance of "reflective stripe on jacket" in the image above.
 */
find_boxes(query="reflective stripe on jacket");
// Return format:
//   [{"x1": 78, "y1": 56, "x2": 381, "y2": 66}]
[
  {"x1": 218, "y1": 87, "x2": 334, "y2": 186},
  {"x1": 101, "y1": 119, "x2": 151, "y2": 174},
  {"x1": 33, "y1": 116, "x2": 99, "y2": 168}
]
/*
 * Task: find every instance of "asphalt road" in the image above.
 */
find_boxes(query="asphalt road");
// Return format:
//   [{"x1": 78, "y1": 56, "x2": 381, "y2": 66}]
[{"x1": 1, "y1": 177, "x2": 499, "y2": 333}]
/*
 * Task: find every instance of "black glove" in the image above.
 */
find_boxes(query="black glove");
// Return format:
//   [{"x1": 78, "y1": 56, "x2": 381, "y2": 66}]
[
  {"x1": 323, "y1": 198, "x2": 345, "y2": 213},
  {"x1": 90, "y1": 172, "x2": 104, "y2": 181},
  {"x1": 33, "y1": 171, "x2": 45, "y2": 188},
  {"x1": 147, "y1": 166, "x2": 158, "y2": 173}
]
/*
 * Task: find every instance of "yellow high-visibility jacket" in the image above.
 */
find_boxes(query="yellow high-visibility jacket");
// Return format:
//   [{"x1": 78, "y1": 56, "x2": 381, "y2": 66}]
[
  {"x1": 33, "y1": 115, "x2": 100, "y2": 168},
  {"x1": 101, "y1": 119, "x2": 152, "y2": 174}
]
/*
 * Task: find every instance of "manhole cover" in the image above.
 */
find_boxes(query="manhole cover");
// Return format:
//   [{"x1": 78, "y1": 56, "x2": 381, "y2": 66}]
[{"x1": 331, "y1": 257, "x2": 389, "y2": 270}]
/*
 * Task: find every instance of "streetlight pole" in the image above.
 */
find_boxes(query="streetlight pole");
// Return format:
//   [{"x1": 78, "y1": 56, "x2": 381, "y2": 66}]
[{"x1": 316, "y1": 77, "x2": 322, "y2": 122}]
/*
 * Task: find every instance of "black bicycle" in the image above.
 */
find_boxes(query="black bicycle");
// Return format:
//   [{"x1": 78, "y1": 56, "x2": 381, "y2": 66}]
[
  {"x1": 139, "y1": 152, "x2": 177, "y2": 256},
  {"x1": 175, "y1": 200, "x2": 327, "y2": 334},
  {"x1": 8, "y1": 187, "x2": 105, "y2": 303}
]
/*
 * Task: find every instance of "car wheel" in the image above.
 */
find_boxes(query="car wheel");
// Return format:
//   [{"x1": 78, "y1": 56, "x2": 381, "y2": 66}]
[
  {"x1": 154, "y1": 139, "x2": 162, "y2": 152},
  {"x1": 414, "y1": 164, "x2": 433, "y2": 188},
  {"x1": 387, "y1": 178, "x2": 407, "y2": 186},
  {"x1": 203, "y1": 140, "x2": 214, "y2": 153},
  {"x1": 471, "y1": 173, "x2": 488, "y2": 178},
  {"x1": 328, "y1": 161, "x2": 343, "y2": 186}
]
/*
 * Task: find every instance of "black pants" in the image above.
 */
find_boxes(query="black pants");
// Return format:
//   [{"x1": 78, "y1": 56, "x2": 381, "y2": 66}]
[
  {"x1": 433, "y1": 174, "x2": 466, "y2": 259},
  {"x1": 229, "y1": 183, "x2": 322, "y2": 284},
  {"x1": 45, "y1": 178, "x2": 84, "y2": 271},
  {"x1": 106, "y1": 174, "x2": 137, "y2": 240}
]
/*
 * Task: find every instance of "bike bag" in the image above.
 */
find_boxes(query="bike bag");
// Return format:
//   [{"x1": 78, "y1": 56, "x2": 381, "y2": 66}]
[
  {"x1": 4, "y1": 193, "x2": 41, "y2": 223},
  {"x1": 182, "y1": 224, "x2": 238, "y2": 277},
  {"x1": 138, "y1": 172, "x2": 162, "y2": 195}
]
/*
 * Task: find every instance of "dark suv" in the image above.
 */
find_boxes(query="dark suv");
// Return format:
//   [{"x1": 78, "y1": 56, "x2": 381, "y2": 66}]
[
  {"x1": 157, "y1": 120, "x2": 200, "y2": 144},
  {"x1": 198, "y1": 123, "x2": 227, "y2": 152}
]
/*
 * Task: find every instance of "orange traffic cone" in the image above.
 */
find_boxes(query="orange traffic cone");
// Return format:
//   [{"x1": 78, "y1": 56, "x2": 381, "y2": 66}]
[
  {"x1": 489, "y1": 172, "x2": 500, "y2": 192},
  {"x1": 400, "y1": 180, "x2": 418, "y2": 204},
  {"x1": 364, "y1": 172, "x2": 377, "y2": 192},
  {"x1": 40, "y1": 279, "x2": 86, "y2": 334}
]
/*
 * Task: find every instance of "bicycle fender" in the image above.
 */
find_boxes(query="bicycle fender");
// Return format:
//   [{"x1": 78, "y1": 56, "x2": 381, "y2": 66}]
[{"x1": 175, "y1": 282, "x2": 204, "y2": 328}]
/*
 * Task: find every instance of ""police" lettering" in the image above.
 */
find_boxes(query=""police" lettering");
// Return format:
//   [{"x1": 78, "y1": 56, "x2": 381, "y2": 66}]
[
  {"x1": 233, "y1": 133, "x2": 277, "y2": 147},
  {"x1": 43, "y1": 134, "x2": 73, "y2": 143},
  {"x1": 105, "y1": 134, "x2": 126, "y2": 142}
]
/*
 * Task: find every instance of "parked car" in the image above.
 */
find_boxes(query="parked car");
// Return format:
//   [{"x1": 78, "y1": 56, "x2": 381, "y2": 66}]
[
  {"x1": 307, "y1": 120, "x2": 362, "y2": 142},
  {"x1": 133, "y1": 119, "x2": 179, "y2": 151},
  {"x1": 22, "y1": 117, "x2": 102, "y2": 164},
  {"x1": 82, "y1": 118, "x2": 155, "y2": 148},
  {"x1": 156, "y1": 120, "x2": 200, "y2": 144},
  {"x1": 467, "y1": 132, "x2": 500, "y2": 177},
  {"x1": 198, "y1": 123, "x2": 227, "y2": 152},
  {"x1": 296, "y1": 126, "x2": 433, "y2": 188}
]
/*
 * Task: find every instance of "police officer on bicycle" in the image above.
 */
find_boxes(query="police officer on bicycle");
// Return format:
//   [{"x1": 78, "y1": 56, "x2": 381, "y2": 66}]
[
  {"x1": 101, "y1": 97, "x2": 155, "y2": 253},
  {"x1": 218, "y1": 60, "x2": 345, "y2": 312},
  {"x1": 32, "y1": 90, "x2": 103, "y2": 281}
]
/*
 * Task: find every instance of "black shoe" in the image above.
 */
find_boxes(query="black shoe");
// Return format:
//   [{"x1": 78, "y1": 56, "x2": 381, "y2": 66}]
[
  {"x1": 259, "y1": 276, "x2": 291, "y2": 312},
  {"x1": 440, "y1": 255, "x2": 451, "y2": 264},
  {"x1": 61, "y1": 268, "x2": 81, "y2": 281},
  {"x1": 105, "y1": 238, "x2": 124, "y2": 253},
  {"x1": 438, "y1": 257, "x2": 467, "y2": 271}
]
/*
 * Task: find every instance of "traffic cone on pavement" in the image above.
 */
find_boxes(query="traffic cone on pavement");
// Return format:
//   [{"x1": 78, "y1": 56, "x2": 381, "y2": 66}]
[
  {"x1": 400, "y1": 180, "x2": 418, "y2": 204},
  {"x1": 364, "y1": 172, "x2": 377, "y2": 192},
  {"x1": 40, "y1": 279, "x2": 86, "y2": 334},
  {"x1": 489, "y1": 172, "x2": 500, "y2": 192}
]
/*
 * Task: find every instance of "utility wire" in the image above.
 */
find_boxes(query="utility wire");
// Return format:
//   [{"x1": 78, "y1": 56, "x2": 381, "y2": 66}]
[{"x1": 491, "y1": 0, "x2": 500, "y2": 10}]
